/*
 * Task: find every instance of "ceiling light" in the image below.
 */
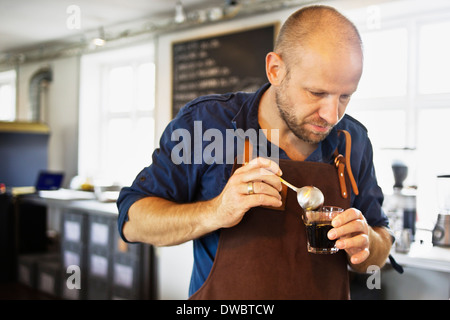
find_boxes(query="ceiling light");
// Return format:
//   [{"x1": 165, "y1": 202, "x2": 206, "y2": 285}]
[
  {"x1": 91, "y1": 27, "x2": 106, "y2": 47},
  {"x1": 226, "y1": 0, "x2": 239, "y2": 6},
  {"x1": 208, "y1": 7, "x2": 223, "y2": 21},
  {"x1": 175, "y1": 1, "x2": 186, "y2": 24},
  {"x1": 92, "y1": 38, "x2": 105, "y2": 47},
  {"x1": 224, "y1": 0, "x2": 241, "y2": 18}
]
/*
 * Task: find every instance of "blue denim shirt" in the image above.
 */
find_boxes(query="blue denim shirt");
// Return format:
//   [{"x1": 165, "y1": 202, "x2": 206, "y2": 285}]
[{"x1": 117, "y1": 83, "x2": 389, "y2": 296}]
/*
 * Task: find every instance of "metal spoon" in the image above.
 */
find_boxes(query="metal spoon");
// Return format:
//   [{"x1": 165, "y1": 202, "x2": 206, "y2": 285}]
[{"x1": 280, "y1": 177, "x2": 324, "y2": 211}]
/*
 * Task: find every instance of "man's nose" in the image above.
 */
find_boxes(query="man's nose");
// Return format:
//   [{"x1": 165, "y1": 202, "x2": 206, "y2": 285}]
[{"x1": 318, "y1": 96, "x2": 340, "y2": 126}]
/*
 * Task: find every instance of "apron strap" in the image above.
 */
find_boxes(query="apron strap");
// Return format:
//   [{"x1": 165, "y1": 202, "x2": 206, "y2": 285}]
[
  {"x1": 241, "y1": 138, "x2": 288, "y2": 211},
  {"x1": 334, "y1": 130, "x2": 359, "y2": 198},
  {"x1": 244, "y1": 138, "x2": 252, "y2": 164}
]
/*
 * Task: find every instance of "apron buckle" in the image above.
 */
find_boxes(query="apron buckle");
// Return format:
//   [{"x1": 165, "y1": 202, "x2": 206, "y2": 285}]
[{"x1": 334, "y1": 154, "x2": 348, "y2": 199}]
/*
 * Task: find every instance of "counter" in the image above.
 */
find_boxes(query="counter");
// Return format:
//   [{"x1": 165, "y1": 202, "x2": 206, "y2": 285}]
[
  {"x1": 380, "y1": 237, "x2": 450, "y2": 300},
  {"x1": 5, "y1": 192, "x2": 155, "y2": 300},
  {"x1": 390, "y1": 242, "x2": 450, "y2": 273},
  {"x1": 28, "y1": 191, "x2": 118, "y2": 217}
]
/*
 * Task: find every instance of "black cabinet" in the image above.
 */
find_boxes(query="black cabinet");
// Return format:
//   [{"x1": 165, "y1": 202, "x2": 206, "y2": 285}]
[
  {"x1": 0, "y1": 193, "x2": 15, "y2": 283},
  {"x1": 8, "y1": 196, "x2": 155, "y2": 300},
  {"x1": 0, "y1": 194, "x2": 48, "y2": 283}
]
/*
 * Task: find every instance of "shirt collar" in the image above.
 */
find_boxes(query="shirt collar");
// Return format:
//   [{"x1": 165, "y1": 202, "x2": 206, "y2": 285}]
[{"x1": 231, "y1": 83, "x2": 269, "y2": 132}]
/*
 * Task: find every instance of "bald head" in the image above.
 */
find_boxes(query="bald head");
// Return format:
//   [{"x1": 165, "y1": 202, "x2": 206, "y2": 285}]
[
  {"x1": 263, "y1": 6, "x2": 363, "y2": 148},
  {"x1": 274, "y1": 5, "x2": 362, "y2": 67}
]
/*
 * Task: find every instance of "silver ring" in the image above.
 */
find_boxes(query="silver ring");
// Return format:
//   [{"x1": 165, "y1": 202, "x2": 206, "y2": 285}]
[{"x1": 247, "y1": 182, "x2": 254, "y2": 195}]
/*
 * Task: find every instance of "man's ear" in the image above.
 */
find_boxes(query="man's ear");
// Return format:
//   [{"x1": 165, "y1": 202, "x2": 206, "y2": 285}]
[{"x1": 265, "y1": 52, "x2": 286, "y2": 86}]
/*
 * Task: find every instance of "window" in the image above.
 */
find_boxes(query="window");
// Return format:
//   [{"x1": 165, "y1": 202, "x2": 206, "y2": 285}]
[
  {"x1": 347, "y1": 26, "x2": 410, "y2": 191},
  {"x1": 416, "y1": 108, "x2": 450, "y2": 217},
  {"x1": 418, "y1": 21, "x2": 450, "y2": 94},
  {"x1": 354, "y1": 27, "x2": 408, "y2": 99},
  {"x1": 101, "y1": 62, "x2": 155, "y2": 185},
  {"x1": 346, "y1": 3, "x2": 450, "y2": 225},
  {"x1": 79, "y1": 44, "x2": 155, "y2": 186},
  {"x1": 100, "y1": 62, "x2": 155, "y2": 185},
  {"x1": 0, "y1": 70, "x2": 16, "y2": 121}
]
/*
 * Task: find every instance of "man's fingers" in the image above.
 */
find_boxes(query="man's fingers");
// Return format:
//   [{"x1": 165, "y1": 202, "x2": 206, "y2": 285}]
[
  {"x1": 234, "y1": 158, "x2": 283, "y2": 192},
  {"x1": 349, "y1": 248, "x2": 370, "y2": 265},
  {"x1": 242, "y1": 181, "x2": 281, "y2": 198},
  {"x1": 331, "y1": 208, "x2": 364, "y2": 228},
  {"x1": 245, "y1": 157, "x2": 283, "y2": 176},
  {"x1": 335, "y1": 233, "x2": 369, "y2": 249},
  {"x1": 326, "y1": 207, "x2": 371, "y2": 265},
  {"x1": 245, "y1": 193, "x2": 283, "y2": 208},
  {"x1": 328, "y1": 218, "x2": 368, "y2": 240}
]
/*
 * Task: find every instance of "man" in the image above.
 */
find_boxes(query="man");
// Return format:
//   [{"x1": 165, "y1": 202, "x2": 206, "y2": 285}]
[{"x1": 117, "y1": 5, "x2": 393, "y2": 299}]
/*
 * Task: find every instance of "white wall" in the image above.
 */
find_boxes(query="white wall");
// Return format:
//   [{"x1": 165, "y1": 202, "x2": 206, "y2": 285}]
[{"x1": 16, "y1": 55, "x2": 79, "y2": 186}]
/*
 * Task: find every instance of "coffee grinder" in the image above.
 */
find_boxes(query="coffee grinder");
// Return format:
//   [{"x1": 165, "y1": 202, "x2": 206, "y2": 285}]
[
  {"x1": 385, "y1": 160, "x2": 417, "y2": 252},
  {"x1": 432, "y1": 175, "x2": 450, "y2": 247}
]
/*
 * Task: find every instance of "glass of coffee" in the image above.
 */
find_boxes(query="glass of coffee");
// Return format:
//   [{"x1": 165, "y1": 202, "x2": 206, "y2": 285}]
[{"x1": 303, "y1": 206, "x2": 343, "y2": 254}]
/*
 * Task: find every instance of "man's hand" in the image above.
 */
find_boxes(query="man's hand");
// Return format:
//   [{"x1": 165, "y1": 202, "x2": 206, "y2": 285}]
[
  {"x1": 124, "y1": 157, "x2": 283, "y2": 247},
  {"x1": 327, "y1": 208, "x2": 369, "y2": 264},
  {"x1": 209, "y1": 157, "x2": 283, "y2": 230},
  {"x1": 327, "y1": 208, "x2": 392, "y2": 271}
]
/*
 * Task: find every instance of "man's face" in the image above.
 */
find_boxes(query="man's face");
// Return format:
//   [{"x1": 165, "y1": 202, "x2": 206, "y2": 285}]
[{"x1": 275, "y1": 42, "x2": 363, "y2": 145}]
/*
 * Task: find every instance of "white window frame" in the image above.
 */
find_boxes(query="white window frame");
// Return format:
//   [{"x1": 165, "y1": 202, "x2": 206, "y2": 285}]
[
  {"x1": 345, "y1": 3, "x2": 450, "y2": 225},
  {"x1": 0, "y1": 69, "x2": 17, "y2": 121},
  {"x1": 79, "y1": 43, "x2": 155, "y2": 186}
]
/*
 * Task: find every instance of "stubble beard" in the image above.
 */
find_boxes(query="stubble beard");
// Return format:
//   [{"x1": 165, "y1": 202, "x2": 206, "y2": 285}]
[{"x1": 275, "y1": 80, "x2": 332, "y2": 145}]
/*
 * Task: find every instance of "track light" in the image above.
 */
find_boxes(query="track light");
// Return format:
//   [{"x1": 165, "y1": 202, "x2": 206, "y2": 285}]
[
  {"x1": 226, "y1": 0, "x2": 239, "y2": 6},
  {"x1": 91, "y1": 27, "x2": 106, "y2": 47},
  {"x1": 175, "y1": 1, "x2": 186, "y2": 24}
]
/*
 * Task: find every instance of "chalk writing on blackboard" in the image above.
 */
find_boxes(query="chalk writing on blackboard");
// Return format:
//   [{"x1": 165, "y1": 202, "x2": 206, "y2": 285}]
[{"x1": 172, "y1": 24, "x2": 276, "y2": 117}]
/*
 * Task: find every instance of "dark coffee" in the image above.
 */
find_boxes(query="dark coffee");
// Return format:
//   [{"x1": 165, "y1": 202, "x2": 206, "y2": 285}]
[{"x1": 305, "y1": 222, "x2": 335, "y2": 249}]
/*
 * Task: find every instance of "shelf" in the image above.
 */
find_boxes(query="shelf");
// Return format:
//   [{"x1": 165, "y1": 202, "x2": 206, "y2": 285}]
[
  {"x1": 0, "y1": 121, "x2": 50, "y2": 134},
  {"x1": 390, "y1": 242, "x2": 450, "y2": 273}
]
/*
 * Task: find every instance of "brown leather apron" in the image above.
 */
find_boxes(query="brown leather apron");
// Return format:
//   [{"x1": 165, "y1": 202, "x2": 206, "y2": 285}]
[{"x1": 190, "y1": 130, "x2": 358, "y2": 300}]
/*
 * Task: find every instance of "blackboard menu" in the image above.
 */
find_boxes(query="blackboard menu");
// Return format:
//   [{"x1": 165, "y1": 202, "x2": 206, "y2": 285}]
[{"x1": 172, "y1": 24, "x2": 276, "y2": 117}]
